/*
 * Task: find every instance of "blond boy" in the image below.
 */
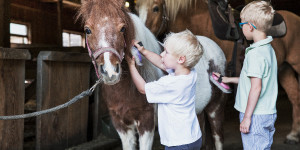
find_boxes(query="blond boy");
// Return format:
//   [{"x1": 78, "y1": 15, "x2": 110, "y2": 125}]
[
  {"x1": 214, "y1": 1, "x2": 277, "y2": 149},
  {"x1": 127, "y1": 30, "x2": 203, "y2": 149}
]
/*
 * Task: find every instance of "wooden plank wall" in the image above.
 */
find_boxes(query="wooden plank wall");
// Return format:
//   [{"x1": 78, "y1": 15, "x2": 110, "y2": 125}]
[
  {"x1": 0, "y1": 48, "x2": 31, "y2": 150},
  {"x1": 23, "y1": 47, "x2": 86, "y2": 103},
  {"x1": 6, "y1": 0, "x2": 300, "y2": 48},
  {"x1": 36, "y1": 51, "x2": 91, "y2": 150},
  {"x1": 10, "y1": 0, "x2": 83, "y2": 46}
]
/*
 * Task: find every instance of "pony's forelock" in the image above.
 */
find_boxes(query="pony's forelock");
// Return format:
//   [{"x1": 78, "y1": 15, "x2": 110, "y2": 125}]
[
  {"x1": 138, "y1": 0, "x2": 199, "y2": 22},
  {"x1": 76, "y1": 0, "x2": 128, "y2": 26},
  {"x1": 136, "y1": 0, "x2": 153, "y2": 8},
  {"x1": 76, "y1": 0, "x2": 93, "y2": 25}
]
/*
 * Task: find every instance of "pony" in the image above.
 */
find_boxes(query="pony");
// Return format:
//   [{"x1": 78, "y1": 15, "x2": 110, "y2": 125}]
[
  {"x1": 77, "y1": 0, "x2": 227, "y2": 149},
  {"x1": 136, "y1": 0, "x2": 300, "y2": 145}
]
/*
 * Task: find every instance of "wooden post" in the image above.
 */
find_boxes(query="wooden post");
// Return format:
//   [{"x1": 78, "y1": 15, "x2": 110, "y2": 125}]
[
  {"x1": 36, "y1": 51, "x2": 91, "y2": 150},
  {"x1": 57, "y1": 0, "x2": 63, "y2": 47},
  {"x1": 0, "y1": 48, "x2": 31, "y2": 150},
  {"x1": 0, "y1": 0, "x2": 10, "y2": 47}
]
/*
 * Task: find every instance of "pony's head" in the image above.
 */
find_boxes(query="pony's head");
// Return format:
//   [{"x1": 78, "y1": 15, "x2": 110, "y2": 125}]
[
  {"x1": 136, "y1": 0, "x2": 197, "y2": 37},
  {"x1": 77, "y1": 0, "x2": 134, "y2": 85},
  {"x1": 136, "y1": 0, "x2": 168, "y2": 37}
]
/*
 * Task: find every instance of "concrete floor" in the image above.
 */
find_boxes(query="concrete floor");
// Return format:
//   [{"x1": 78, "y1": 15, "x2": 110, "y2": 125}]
[
  {"x1": 111, "y1": 91, "x2": 300, "y2": 150},
  {"x1": 25, "y1": 90, "x2": 300, "y2": 150},
  {"x1": 223, "y1": 92, "x2": 300, "y2": 150}
]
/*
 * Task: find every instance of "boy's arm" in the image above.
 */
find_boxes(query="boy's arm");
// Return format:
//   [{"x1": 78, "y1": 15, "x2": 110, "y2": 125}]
[
  {"x1": 224, "y1": 77, "x2": 239, "y2": 84},
  {"x1": 126, "y1": 55, "x2": 146, "y2": 94},
  {"x1": 213, "y1": 72, "x2": 239, "y2": 84},
  {"x1": 133, "y1": 41, "x2": 166, "y2": 71},
  {"x1": 240, "y1": 77, "x2": 262, "y2": 133}
]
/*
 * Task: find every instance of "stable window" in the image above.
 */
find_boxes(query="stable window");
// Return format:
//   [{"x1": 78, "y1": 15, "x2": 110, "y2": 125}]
[
  {"x1": 63, "y1": 31, "x2": 84, "y2": 47},
  {"x1": 10, "y1": 22, "x2": 30, "y2": 44}
]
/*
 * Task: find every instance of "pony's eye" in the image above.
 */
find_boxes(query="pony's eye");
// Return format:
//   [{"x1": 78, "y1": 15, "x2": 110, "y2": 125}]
[
  {"x1": 153, "y1": 6, "x2": 159, "y2": 12},
  {"x1": 120, "y1": 27, "x2": 126, "y2": 32},
  {"x1": 85, "y1": 28, "x2": 91, "y2": 34}
]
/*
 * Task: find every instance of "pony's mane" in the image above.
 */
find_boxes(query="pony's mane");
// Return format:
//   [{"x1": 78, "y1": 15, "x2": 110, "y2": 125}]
[
  {"x1": 129, "y1": 13, "x2": 164, "y2": 82},
  {"x1": 165, "y1": 0, "x2": 197, "y2": 21},
  {"x1": 76, "y1": 0, "x2": 126, "y2": 25}
]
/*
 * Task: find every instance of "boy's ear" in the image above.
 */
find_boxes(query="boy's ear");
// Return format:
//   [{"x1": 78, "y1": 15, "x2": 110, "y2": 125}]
[
  {"x1": 178, "y1": 56, "x2": 186, "y2": 64},
  {"x1": 249, "y1": 23, "x2": 255, "y2": 31}
]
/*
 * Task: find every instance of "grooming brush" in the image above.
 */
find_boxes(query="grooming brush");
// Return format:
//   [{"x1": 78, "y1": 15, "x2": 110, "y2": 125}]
[
  {"x1": 210, "y1": 73, "x2": 232, "y2": 93},
  {"x1": 131, "y1": 41, "x2": 143, "y2": 66}
]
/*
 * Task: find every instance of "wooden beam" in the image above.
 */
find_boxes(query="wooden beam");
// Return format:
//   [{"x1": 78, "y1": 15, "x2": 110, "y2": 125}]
[
  {"x1": 0, "y1": 0, "x2": 10, "y2": 47},
  {"x1": 11, "y1": 3, "x2": 56, "y2": 15},
  {"x1": 0, "y1": 48, "x2": 30, "y2": 150},
  {"x1": 40, "y1": 0, "x2": 81, "y2": 8},
  {"x1": 63, "y1": 0, "x2": 80, "y2": 7},
  {"x1": 57, "y1": 0, "x2": 62, "y2": 47}
]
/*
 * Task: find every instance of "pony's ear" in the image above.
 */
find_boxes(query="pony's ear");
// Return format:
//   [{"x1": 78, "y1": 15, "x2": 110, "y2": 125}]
[
  {"x1": 118, "y1": 0, "x2": 126, "y2": 8},
  {"x1": 121, "y1": 0, "x2": 126, "y2": 6}
]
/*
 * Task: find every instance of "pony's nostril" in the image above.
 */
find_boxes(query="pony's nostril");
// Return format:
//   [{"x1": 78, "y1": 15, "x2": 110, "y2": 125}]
[
  {"x1": 100, "y1": 65, "x2": 106, "y2": 74},
  {"x1": 116, "y1": 64, "x2": 120, "y2": 73}
]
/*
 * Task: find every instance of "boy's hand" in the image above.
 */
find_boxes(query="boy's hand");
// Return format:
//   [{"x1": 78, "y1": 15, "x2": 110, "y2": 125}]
[
  {"x1": 133, "y1": 40, "x2": 145, "y2": 53},
  {"x1": 240, "y1": 117, "x2": 251, "y2": 133},
  {"x1": 213, "y1": 72, "x2": 229, "y2": 83},
  {"x1": 125, "y1": 55, "x2": 136, "y2": 67}
]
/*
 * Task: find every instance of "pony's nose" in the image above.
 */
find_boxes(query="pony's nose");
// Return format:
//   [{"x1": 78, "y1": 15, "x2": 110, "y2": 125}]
[
  {"x1": 115, "y1": 63, "x2": 120, "y2": 73},
  {"x1": 99, "y1": 64, "x2": 119, "y2": 78},
  {"x1": 100, "y1": 65, "x2": 106, "y2": 74}
]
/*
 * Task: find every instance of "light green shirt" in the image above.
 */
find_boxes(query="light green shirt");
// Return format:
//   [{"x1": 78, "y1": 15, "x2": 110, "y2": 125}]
[{"x1": 235, "y1": 36, "x2": 278, "y2": 114}]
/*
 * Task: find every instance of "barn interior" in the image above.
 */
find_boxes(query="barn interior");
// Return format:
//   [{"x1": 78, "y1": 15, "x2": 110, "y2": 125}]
[{"x1": 0, "y1": 0, "x2": 300, "y2": 150}]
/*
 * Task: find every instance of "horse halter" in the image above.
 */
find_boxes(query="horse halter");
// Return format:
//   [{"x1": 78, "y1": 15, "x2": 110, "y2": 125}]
[
  {"x1": 156, "y1": 2, "x2": 169, "y2": 37},
  {"x1": 85, "y1": 35, "x2": 125, "y2": 79}
]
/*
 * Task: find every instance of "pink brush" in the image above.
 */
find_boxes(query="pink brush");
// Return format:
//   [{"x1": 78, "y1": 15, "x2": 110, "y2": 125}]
[{"x1": 210, "y1": 73, "x2": 232, "y2": 93}]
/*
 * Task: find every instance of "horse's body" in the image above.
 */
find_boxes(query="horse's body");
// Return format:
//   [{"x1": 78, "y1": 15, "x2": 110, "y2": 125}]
[
  {"x1": 78, "y1": 0, "x2": 227, "y2": 149},
  {"x1": 137, "y1": 0, "x2": 300, "y2": 145}
]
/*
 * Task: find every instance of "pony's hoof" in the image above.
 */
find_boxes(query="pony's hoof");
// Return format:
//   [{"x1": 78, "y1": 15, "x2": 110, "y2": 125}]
[{"x1": 284, "y1": 139, "x2": 299, "y2": 145}]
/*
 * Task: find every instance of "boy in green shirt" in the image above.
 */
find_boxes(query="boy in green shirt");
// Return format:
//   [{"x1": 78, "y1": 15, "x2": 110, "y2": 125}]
[{"x1": 214, "y1": 1, "x2": 277, "y2": 149}]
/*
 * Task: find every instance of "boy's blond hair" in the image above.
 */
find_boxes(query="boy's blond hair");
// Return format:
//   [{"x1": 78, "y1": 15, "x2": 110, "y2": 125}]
[
  {"x1": 163, "y1": 29, "x2": 203, "y2": 69},
  {"x1": 241, "y1": 0, "x2": 275, "y2": 33}
]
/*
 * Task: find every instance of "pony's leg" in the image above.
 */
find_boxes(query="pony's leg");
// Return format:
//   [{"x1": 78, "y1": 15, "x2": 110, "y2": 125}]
[
  {"x1": 137, "y1": 127, "x2": 154, "y2": 150},
  {"x1": 291, "y1": 64, "x2": 300, "y2": 142},
  {"x1": 279, "y1": 64, "x2": 300, "y2": 144},
  {"x1": 205, "y1": 109, "x2": 224, "y2": 150},
  {"x1": 199, "y1": 112, "x2": 215, "y2": 150},
  {"x1": 117, "y1": 125, "x2": 137, "y2": 150},
  {"x1": 204, "y1": 92, "x2": 227, "y2": 150},
  {"x1": 136, "y1": 115, "x2": 155, "y2": 150},
  {"x1": 197, "y1": 113, "x2": 207, "y2": 150}
]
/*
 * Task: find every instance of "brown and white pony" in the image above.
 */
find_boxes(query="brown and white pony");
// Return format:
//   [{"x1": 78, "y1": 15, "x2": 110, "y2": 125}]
[
  {"x1": 77, "y1": 0, "x2": 227, "y2": 149},
  {"x1": 136, "y1": 0, "x2": 300, "y2": 145}
]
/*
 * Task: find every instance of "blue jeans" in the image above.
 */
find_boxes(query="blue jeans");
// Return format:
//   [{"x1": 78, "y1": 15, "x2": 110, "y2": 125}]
[
  {"x1": 239, "y1": 112, "x2": 277, "y2": 150},
  {"x1": 165, "y1": 137, "x2": 202, "y2": 150}
]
